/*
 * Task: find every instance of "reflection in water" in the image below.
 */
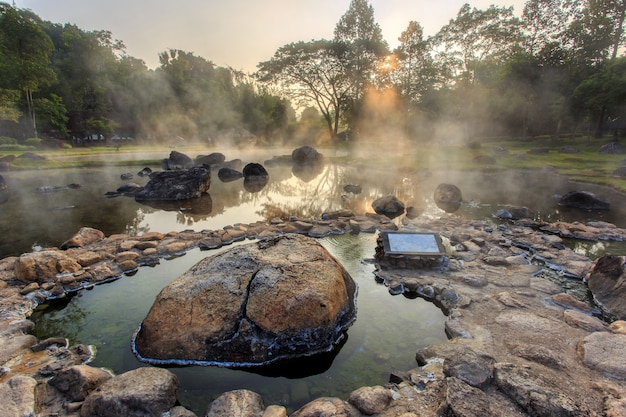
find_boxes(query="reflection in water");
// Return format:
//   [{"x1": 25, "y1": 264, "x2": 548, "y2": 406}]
[{"x1": 2, "y1": 161, "x2": 626, "y2": 258}]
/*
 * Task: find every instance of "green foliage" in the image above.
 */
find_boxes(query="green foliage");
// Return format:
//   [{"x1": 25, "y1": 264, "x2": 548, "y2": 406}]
[
  {"x1": 23, "y1": 137, "x2": 42, "y2": 147},
  {"x1": 0, "y1": 0, "x2": 624, "y2": 144},
  {"x1": 0, "y1": 135, "x2": 17, "y2": 145},
  {"x1": 0, "y1": 144, "x2": 35, "y2": 151}
]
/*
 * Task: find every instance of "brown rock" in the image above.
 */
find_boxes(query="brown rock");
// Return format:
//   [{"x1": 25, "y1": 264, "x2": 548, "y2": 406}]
[
  {"x1": 348, "y1": 386, "x2": 392, "y2": 415},
  {"x1": 49, "y1": 365, "x2": 112, "y2": 401},
  {"x1": 60, "y1": 227, "x2": 105, "y2": 249},
  {"x1": 14, "y1": 250, "x2": 83, "y2": 283},
  {"x1": 205, "y1": 389, "x2": 264, "y2": 417}
]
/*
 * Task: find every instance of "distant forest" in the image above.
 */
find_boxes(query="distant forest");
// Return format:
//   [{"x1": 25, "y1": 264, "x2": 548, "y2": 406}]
[{"x1": 0, "y1": 0, "x2": 624, "y2": 147}]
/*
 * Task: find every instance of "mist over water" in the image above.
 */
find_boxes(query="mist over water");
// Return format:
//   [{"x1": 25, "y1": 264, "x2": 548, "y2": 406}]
[{"x1": 2, "y1": 147, "x2": 626, "y2": 259}]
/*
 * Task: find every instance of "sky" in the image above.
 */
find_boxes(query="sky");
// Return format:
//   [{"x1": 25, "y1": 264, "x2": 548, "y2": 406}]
[{"x1": 17, "y1": 0, "x2": 527, "y2": 72}]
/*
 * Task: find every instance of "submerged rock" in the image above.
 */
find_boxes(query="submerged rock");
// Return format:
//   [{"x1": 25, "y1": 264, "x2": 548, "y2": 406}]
[
  {"x1": 133, "y1": 234, "x2": 357, "y2": 367},
  {"x1": 558, "y1": 190, "x2": 610, "y2": 210}
]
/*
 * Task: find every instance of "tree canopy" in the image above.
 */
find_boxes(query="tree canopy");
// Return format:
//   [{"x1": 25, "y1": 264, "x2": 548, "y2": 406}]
[{"x1": 0, "y1": 0, "x2": 624, "y2": 144}]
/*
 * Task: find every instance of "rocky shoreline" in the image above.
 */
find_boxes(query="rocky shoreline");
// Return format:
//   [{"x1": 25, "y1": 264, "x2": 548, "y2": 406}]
[{"x1": 1, "y1": 211, "x2": 626, "y2": 416}]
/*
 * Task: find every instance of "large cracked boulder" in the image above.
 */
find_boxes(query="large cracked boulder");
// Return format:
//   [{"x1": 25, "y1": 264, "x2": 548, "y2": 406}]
[
  {"x1": 134, "y1": 167, "x2": 210, "y2": 201},
  {"x1": 133, "y1": 234, "x2": 357, "y2": 367}
]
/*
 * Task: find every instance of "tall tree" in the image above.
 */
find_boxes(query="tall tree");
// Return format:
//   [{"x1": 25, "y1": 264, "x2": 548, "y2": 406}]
[
  {"x1": 257, "y1": 40, "x2": 353, "y2": 139},
  {"x1": 432, "y1": 4, "x2": 523, "y2": 85},
  {"x1": 393, "y1": 21, "x2": 439, "y2": 104},
  {"x1": 333, "y1": 0, "x2": 389, "y2": 130},
  {"x1": 522, "y1": 0, "x2": 567, "y2": 59},
  {"x1": 0, "y1": 3, "x2": 56, "y2": 137}
]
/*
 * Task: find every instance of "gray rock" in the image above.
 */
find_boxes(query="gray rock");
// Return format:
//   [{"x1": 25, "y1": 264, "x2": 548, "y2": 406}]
[
  {"x1": 494, "y1": 362, "x2": 591, "y2": 417},
  {"x1": 443, "y1": 377, "x2": 491, "y2": 417},
  {"x1": 80, "y1": 367, "x2": 178, "y2": 417},
  {"x1": 579, "y1": 332, "x2": 626, "y2": 380},
  {"x1": 205, "y1": 389, "x2": 264, "y2": 417},
  {"x1": 442, "y1": 348, "x2": 493, "y2": 388},
  {"x1": 0, "y1": 375, "x2": 36, "y2": 417}
]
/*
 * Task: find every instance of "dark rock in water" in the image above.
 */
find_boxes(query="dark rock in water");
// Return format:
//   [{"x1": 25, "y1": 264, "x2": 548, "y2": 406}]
[
  {"x1": 135, "y1": 167, "x2": 210, "y2": 201},
  {"x1": 434, "y1": 183, "x2": 463, "y2": 213},
  {"x1": 599, "y1": 142, "x2": 625, "y2": 154},
  {"x1": 371, "y1": 195, "x2": 405, "y2": 219},
  {"x1": 0, "y1": 174, "x2": 8, "y2": 204},
  {"x1": 161, "y1": 150, "x2": 194, "y2": 170},
  {"x1": 137, "y1": 167, "x2": 152, "y2": 177},
  {"x1": 344, "y1": 184, "x2": 362, "y2": 194},
  {"x1": 0, "y1": 162, "x2": 9, "y2": 172},
  {"x1": 613, "y1": 166, "x2": 626, "y2": 178},
  {"x1": 217, "y1": 167, "x2": 243, "y2": 182},
  {"x1": 196, "y1": 152, "x2": 225, "y2": 166},
  {"x1": 243, "y1": 162, "x2": 269, "y2": 179},
  {"x1": 292, "y1": 146, "x2": 325, "y2": 182},
  {"x1": 587, "y1": 255, "x2": 626, "y2": 320},
  {"x1": 133, "y1": 234, "x2": 357, "y2": 367},
  {"x1": 558, "y1": 191, "x2": 609, "y2": 210},
  {"x1": 120, "y1": 173, "x2": 134, "y2": 180},
  {"x1": 292, "y1": 145, "x2": 324, "y2": 165}
]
